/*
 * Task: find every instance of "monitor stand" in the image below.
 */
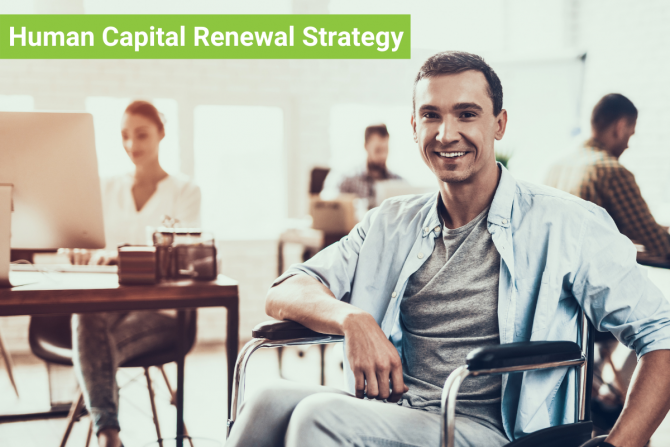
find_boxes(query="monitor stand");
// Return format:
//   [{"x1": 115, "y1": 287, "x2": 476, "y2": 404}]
[{"x1": 0, "y1": 184, "x2": 13, "y2": 287}]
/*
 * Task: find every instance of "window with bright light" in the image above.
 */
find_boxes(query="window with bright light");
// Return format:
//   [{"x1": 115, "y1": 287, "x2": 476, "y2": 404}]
[
  {"x1": 0, "y1": 95, "x2": 34, "y2": 111},
  {"x1": 329, "y1": 104, "x2": 435, "y2": 186},
  {"x1": 194, "y1": 105, "x2": 286, "y2": 240},
  {"x1": 85, "y1": 97, "x2": 180, "y2": 178}
]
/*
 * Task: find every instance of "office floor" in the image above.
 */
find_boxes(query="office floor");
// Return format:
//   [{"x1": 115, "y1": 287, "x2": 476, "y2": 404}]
[
  {"x1": 1, "y1": 341, "x2": 670, "y2": 446},
  {"x1": 0, "y1": 342, "x2": 346, "y2": 447}
]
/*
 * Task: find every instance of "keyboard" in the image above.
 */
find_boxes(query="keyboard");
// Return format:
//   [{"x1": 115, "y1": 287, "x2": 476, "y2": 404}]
[{"x1": 10, "y1": 263, "x2": 118, "y2": 274}]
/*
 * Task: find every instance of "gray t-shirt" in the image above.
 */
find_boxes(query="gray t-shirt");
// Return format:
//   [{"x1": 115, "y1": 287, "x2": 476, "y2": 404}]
[{"x1": 400, "y1": 206, "x2": 503, "y2": 433}]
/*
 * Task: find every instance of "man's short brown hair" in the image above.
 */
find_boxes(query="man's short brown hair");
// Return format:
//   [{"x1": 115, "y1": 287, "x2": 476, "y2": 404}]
[
  {"x1": 364, "y1": 124, "x2": 389, "y2": 144},
  {"x1": 413, "y1": 51, "x2": 503, "y2": 116}
]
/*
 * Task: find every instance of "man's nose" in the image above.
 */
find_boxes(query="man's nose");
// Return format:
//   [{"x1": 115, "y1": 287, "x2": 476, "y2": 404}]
[{"x1": 436, "y1": 117, "x2": 459, "y2": 145}]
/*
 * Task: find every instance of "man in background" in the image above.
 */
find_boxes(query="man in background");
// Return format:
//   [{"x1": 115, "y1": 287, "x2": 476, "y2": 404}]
[
  {"x1": 546, "y1": 93, "x2": 670, "y2": 259},
  {"x1": 546, "y1": 93, "x2": 670, "y2": 431},
  {"x1": 323, "y1": 124, "x2": 402, "y2": 208}
]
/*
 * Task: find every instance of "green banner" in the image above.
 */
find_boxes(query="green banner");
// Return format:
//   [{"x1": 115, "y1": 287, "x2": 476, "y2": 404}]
[{"x1": 0, "y1": 14, "x2": 410, "y2": 59}]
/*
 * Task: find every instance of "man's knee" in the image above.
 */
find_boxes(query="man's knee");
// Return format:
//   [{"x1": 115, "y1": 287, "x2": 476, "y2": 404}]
[
  {"x1": 239, "y1": 380, "x2": 308, "y2": 420},
  {"x1": 228, "y1": 381, "x2": 330, "y2": 447},
  {"x1": 286, "y1": 394, "x2": 351, "y2": 445}
]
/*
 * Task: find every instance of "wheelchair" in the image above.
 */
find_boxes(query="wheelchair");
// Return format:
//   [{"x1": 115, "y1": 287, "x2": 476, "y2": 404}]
[{"x1": 228, "y1": 310, "x2": 608, "y2": 447}]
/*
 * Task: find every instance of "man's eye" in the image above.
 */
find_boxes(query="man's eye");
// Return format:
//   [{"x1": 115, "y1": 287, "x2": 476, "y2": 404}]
[
  {"x1": 460, "y1": 112, "x2": 476, "y2": 119},
  {"x1": 422, "y1": 112, "x2": 438, "y2": 119}
]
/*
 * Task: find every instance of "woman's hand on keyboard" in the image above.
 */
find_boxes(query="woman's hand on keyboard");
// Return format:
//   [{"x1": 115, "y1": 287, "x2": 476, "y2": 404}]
[
  {"x1": 89, "y1": 249, "x2": 118, "y2": 266},
  {"x1": 58, "y1": 248, "x2": 92, "y2": 265}
]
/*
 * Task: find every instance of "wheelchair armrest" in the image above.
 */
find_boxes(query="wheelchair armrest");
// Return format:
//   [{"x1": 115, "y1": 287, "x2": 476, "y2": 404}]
[
  {"x1": 230, "y1": 320, "x2": 341, "y2": 427},
  {"x1": 466, "y1": 341, "x2": 583, "y2": 372},
  {"x1": 252, "y1": 319, "x2": 336, "y2": 340}
]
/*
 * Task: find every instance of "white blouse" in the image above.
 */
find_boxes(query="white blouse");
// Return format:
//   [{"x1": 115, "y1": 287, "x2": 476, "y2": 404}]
[{"x1": 101, "y1": 173, "x2": 201, "y2": 249}]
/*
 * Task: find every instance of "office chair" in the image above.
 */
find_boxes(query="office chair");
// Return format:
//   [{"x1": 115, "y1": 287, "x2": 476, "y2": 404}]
[
  {"x1": 228, "y1": 311, "x2": 610, "y2": 447},
  {"x1": 0, "y1": 325, "x2": 19, "y2": 397},
  {"x1": 28, "y1": 312, "x2": 197, "y2": 447},
  {"x1": 309, "y1": 167, "x2": 331, "y2": 195}
]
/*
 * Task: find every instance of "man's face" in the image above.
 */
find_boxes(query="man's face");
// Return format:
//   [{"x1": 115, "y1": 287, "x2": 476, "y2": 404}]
[
  {"x1": 411, "y1": 71, "x2": 506, "y2": 184},
  {"x1": 365, "y1": 133, "x2": 389, "y2": 167},
  {"x1": 613, "y1": 117, "x2": 636, "y2": 156}
]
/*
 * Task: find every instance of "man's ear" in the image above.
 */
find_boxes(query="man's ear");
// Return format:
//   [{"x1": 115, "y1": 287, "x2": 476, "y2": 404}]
[
  {"x1": 494, "y1": 109, "x2": 508, "y2": 140},
  {"x1": 410, "y1": 114, "x2": 417, "y2": 142},
  {"x1": 613, "y1": 117, "x2": 628, "y2": 139}
]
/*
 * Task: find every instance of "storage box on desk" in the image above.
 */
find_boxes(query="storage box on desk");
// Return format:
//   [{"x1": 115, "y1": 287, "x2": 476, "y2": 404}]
[
  {"x1": 309, "y1": 194, "x2": 358, "y2": 233},
  {"x1": 117, "y1": 245, "x2": 157, "y2": 285}
]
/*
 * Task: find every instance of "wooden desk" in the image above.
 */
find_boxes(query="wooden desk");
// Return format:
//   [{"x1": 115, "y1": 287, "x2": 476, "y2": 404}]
[{"x1": 0, "y1": 271, "x2": 239, "y2": 444}]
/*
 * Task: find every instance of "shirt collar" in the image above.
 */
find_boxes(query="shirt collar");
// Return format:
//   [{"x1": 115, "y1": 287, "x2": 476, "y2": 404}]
[
  {"x1": 420, "y1": 162, "x2": 516, "y2": 237},
  {"x1": 488, "y1": 163, "x2": 515, "y2": 229},
  {"x1": 584, "y1": 138, "x2": 606, "y2": 151},
  {"x1": 583, "y1": 141, "x2": 618, "y2": 162},
  {"x1": 421, "y1": 192, "x2": 442, "y2": 238}
]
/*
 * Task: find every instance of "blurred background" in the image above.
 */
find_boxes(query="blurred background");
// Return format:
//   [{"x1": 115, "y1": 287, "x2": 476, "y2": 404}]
[{"x1": 1, "y1": 0, "x2": 670, "y2": 445}]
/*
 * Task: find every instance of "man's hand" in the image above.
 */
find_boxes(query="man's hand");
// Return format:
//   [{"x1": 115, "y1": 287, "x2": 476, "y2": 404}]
[{"x1": 343, "y1": 312, "x2": 408, "y2": 402}]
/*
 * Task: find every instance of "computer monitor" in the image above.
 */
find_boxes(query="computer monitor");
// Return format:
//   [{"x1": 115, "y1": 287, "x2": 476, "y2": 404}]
[{"x1": 0, "y1": 111, "x2": 105, "y2": 286}]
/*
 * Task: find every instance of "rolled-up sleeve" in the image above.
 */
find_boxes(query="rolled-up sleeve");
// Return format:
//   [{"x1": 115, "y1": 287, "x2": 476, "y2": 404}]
[
  {"x1": 272, "y1": 207, "x2": 379, "y2": 301},
  {"x1": 572, "y1": 206, "x2": 670, "y2": 358}
]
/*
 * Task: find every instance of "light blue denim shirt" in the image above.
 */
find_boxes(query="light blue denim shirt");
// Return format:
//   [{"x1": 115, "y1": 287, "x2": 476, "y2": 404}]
[{"x1": 275, "y1": 164, "x2": 670, "y2": 441}]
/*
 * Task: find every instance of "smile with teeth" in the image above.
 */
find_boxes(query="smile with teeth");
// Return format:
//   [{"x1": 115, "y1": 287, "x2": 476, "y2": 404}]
[{"x1": 438, "y1": 151, "x2": 468, "y2": 158}]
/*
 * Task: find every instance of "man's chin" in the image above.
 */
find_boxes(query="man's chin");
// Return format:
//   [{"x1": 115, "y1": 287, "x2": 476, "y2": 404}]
[{"x1": 437, "y1": 170, "x2": 472, "y2": 184}]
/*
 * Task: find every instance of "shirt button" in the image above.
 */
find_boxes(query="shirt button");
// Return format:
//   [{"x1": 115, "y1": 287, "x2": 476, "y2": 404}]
[
  {"x1": 417, "y1": 253, "x2": 424, "y2": 259},
  {"x1": 434, "y1": 226, "x2": 441, "y2": 233},
  {"x1": 502, "y1": 219, "x2": 508, "y2": 224},
  {"x1": 391, "y1": 292, "x2": 397, "y2": 298}
]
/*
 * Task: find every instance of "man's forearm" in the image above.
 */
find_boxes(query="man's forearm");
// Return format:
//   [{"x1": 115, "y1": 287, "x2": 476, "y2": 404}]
[
  {"x1": 265, "y1": 273, "x2": 368, "y2": 336},
  {"x1": 606, "y1": 349, "x2": 670, "y2": 447},
  {"x1": 267, "y1": 274, "x2": 408, "y2": 401}
]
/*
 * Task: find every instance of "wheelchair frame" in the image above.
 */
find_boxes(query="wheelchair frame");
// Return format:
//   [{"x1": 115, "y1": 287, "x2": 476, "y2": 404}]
[{"x1": 228, "y1": 310, "x2": 595, "y2": 447}]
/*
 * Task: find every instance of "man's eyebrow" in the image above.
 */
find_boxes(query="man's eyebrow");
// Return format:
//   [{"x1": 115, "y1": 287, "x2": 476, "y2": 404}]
[
  {"x1": 417, "y1": 105, "x2": 440, "y2": 113},
  {"x1": 453, "y1": 102, "x2": 484, "y2": 112}
]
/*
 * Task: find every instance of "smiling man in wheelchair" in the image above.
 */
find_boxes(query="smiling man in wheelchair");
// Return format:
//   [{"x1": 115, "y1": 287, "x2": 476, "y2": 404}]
[{"x1": 226, "y1": 51, "x2": 670, "y2": 447}]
